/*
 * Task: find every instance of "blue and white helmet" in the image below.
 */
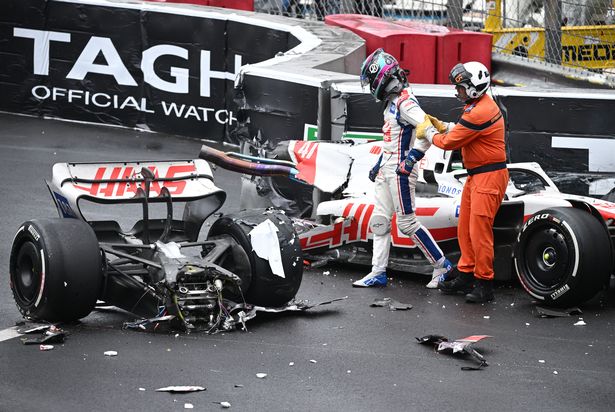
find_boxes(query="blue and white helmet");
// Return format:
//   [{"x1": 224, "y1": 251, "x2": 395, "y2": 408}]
[{"x1": 360, "y1": 48, "x2": 408, "y2": 101}]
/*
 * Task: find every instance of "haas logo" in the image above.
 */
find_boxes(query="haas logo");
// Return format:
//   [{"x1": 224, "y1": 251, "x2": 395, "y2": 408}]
[{"x1": 73, "y1": 164, "x2": 196, "y2": 198}]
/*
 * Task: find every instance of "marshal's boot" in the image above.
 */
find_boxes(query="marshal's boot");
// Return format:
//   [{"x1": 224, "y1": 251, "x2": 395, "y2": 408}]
[
  {"x1": 465, "y1": 279, "x2": 494, "y2": 303},
  {"x1": 438, "y1": 270, "x2": 474, "y2": 295}
]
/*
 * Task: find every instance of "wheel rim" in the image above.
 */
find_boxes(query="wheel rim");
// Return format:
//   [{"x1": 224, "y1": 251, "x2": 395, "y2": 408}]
[
  {"x1": 12, "y1": 241, "x2": 42, "y2": 306},
  {"x1": 519, "y1": 223, "x2": 574, "y2": 293},
  {"x1": 214, "y1": 237, "x2": 252, "y2": 295}
]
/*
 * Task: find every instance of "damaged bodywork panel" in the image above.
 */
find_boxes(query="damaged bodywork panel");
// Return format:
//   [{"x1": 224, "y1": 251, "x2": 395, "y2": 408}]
[
  {"x1": 8, "y1": 157, "x2": 321, "y2": 333},
  {"x1": 417, "y1": 334, "x2": 492, "y2": 370},
  {"x1": 201, "y1": 138, "x2": 615, "y2": 307}
]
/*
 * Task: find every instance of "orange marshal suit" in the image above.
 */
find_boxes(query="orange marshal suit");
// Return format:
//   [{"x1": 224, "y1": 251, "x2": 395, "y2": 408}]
[{"x1": 432, "y1": 94, "x2": 509, "y2": 280}]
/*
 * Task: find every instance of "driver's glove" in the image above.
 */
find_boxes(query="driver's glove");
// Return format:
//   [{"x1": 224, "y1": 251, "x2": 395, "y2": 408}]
[
  {"x1": 369, "y1": 154, "x2": 383, "y2": 182},
  {"x1": 396, "y1": 149, "x2": 424, "y2": 175}
]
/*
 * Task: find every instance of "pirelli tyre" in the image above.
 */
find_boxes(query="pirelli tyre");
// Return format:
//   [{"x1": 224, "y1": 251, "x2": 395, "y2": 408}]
[
  {"x1": 10, "y1": 219, "x2": 102, "y2": 322},
  {"x1": 514, "y1": 207, "x2": 611, "y2": 307},
  {"x1": 207, "y1": 209, "x2": 303, "y2": 307}
]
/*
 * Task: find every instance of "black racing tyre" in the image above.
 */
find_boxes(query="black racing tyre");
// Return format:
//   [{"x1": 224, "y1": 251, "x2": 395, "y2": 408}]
[
  {"x1": 207, "y1": 209, "x2": 303, "y2": 306},
  {"x1": 514, "y1": 207, "x2": 611, "y2": 307},
  {"x1": 10, "y1": 219, "x2": 102, "y2": 322}
]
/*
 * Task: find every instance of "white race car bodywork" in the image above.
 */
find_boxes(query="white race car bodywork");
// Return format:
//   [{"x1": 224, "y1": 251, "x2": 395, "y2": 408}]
[
  {"x1": 287, "y1": 140, "x2": 615, "y2": 253},
  {"x1": 201, "y1": 138, "x2": 614, "y2": 306},
  {"x1": 46, "y1": 159, "x2": 225, "y2": 220}
]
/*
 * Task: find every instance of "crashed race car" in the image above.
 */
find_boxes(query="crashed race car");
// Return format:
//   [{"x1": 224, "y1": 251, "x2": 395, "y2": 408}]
[
  {"x1": 201, "y1": 138, "x2": 615, "y2": 307},
  {"x1": 9, "y1": 159, "x2": 305, "y2": 332}
]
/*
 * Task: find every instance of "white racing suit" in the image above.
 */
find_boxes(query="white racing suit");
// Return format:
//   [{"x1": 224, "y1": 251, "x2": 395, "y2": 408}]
[{"x1": 370, "y1": 88, "x2": 448, "y2": 274}]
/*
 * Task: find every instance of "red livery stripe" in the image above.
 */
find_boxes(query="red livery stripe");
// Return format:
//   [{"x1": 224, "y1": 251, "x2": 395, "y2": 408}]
[
  {"x1": 415, "y1": 207, "x2": 439, "y2": 216},
  {"x1": 361, "y1": 204, "x2": 375, "y2": 240}
]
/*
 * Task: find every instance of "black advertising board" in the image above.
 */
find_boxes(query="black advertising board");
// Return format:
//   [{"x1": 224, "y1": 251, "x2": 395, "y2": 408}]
[
  {"x1": 0, "y1": 0, "x2": 296, "y2": 141},
  {"x1": 238, "y1": 74, "x2": 319, "y2": 142},
  {"x1": 139, "y1": 10, "x2": 228, "y2": 137},
  {"x1": 501, "y1": 93, "x2": 615, "y2": 196},
  {"x1": 504, "y1": 94, "x2": 615, "y2": 135},
  {"x1": 340, "y1": 91, "x2": 463, "y2": 135},
  {"x1": 341, "y1": 93, "x2": 383, "y2": 134},
  {"x1": 0, "y1": 0, "x2": 48, "y2": 117}
]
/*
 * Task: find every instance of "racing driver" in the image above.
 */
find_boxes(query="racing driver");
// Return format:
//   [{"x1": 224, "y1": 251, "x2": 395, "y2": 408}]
[{"x1": 353, "y1": 48, "x2": 453, "y2": 288}]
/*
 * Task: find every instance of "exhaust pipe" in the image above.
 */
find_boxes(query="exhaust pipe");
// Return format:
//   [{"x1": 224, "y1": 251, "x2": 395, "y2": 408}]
[{"x1": 199, "y1": 145, "x2": 297, "y2": 178}]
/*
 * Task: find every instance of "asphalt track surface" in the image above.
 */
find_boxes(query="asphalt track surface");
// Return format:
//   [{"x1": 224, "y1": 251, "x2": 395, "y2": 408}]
[{"x1": 1, "y1": 112, "x2": 614, "y2": 411}]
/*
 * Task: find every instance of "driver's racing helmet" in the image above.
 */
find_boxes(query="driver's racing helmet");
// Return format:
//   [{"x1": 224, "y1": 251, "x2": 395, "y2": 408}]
[
  {"x1": 449, "y1": 61, "x2": 490, "y2": 102},
  {"x1": 360, "y1": 48, "x2": 408, "y2": 101}
]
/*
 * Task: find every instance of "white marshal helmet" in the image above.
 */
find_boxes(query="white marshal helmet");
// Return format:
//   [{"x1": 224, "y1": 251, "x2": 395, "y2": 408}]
[{"x1": 448, "y1": 61, "x2": 490, "y2": 102}]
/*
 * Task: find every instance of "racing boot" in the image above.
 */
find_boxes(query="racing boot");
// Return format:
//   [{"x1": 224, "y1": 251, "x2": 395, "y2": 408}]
[
  {"x1": 438, "y1": 269, "x2": 474, "y2": 295},
  {"x1": 353, "y1": 271, "x2": 387, "y2": 287},
  {"x1": 465, "y1": 279, "x2": 494, "y2": 303},
  {"x1": 426, "y1": 258, "x2": 453, "y2": 289}
]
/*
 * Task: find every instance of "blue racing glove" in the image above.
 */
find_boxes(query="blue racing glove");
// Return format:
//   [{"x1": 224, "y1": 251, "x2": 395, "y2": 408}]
[
  {"x1": 396, "y1": 149, "x2": 425, "y2": 175},
  {"x1": 369, "y1": 154, "x2": 383, "y2": 182}
]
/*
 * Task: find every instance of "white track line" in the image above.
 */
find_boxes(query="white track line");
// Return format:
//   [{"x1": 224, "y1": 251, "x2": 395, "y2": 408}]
[{"x1": 0, "y1": 327, "x2": 21, "y2": 342}]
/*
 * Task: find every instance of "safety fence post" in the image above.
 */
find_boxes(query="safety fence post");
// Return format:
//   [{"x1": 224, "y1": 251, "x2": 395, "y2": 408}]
[{"x1": 544, "y1": 0, "x2": 563, "y2": 65}]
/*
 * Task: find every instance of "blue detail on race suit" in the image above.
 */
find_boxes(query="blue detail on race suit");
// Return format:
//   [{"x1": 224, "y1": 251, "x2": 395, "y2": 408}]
[
  {"x1": 396, "y1": 148, "x2": 425, "y2": 176},
  {"x1": 397, "y1": 123, "x2": 414, "y2": 214},
  {"x1": 414, "y1": 227, "x2": 444, "y2": 262},
  {"x1": 407, "y1": 148, "x2": 425, "y2": 163},
  {"x1": 438, "y1": 259, "x2": 454, "y2": 282},
  {"x1": 369, "y1": 153, "x2": 383, "y2": 182},
  {"x1": 389, "y1": 101, "x2": 396, "y2": 114},
  {"x1": 396, "y1": 111, "x2": 414, "y2": 157},
  {"x1": 398, "y1": 172, "x2": 413, "y2": 214}
]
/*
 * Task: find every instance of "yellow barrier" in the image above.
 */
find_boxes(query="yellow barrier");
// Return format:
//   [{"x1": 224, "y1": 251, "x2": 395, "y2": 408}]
[{"x1": 487, "y1": 25, "x2": 615, "y2": 69}]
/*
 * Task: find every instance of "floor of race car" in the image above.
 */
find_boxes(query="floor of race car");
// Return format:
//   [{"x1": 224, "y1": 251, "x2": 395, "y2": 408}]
[{"x1": 1, "y1": 113, "x2": 614, "y2": 411}]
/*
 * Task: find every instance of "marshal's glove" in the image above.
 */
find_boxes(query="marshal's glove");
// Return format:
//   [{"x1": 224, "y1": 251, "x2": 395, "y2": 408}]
[
  {"x1": 415, "y1": 115, "x2": 434, "y2": 140},
  {"x1": 415, "y1": 115, "x2": 438, "y2": 143},
  {"x1": 396, "y1": 149, "x2": 424, "y2": 175},
  {"x1": 426, "y1": 114, "x2": 448, "y2": 133},
  {"x1": 369, "y1": 153, "x2": 383, "y2": 182}
]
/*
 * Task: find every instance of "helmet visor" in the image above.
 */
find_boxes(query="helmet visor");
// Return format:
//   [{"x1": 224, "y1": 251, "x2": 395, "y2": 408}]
[{"x1": 449, "y1": 63, "x2": 472, "y2": 86}]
